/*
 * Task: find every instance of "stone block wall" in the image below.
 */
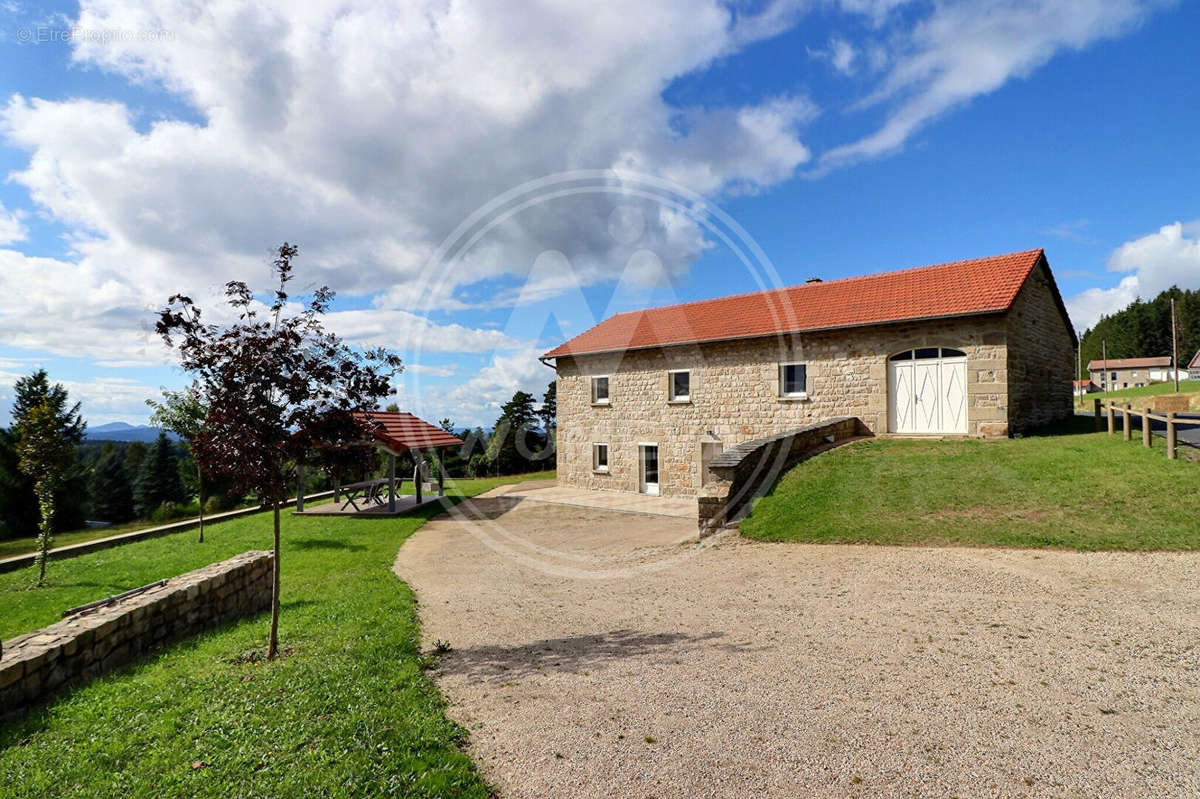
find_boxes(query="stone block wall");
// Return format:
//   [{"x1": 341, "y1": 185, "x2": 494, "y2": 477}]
[
  {"x1": 1, "y1": 551, "x2": 273, "y2": 720},
  {"x1": 697, "y1": 417, "x2": 869, "y2": 533},
  {"x1": 555, "y1": 312, "x2": 1009, "y2": 497},
  {"x1": 1005, "y1": 259, "x2": 1075, "y2": 433}
]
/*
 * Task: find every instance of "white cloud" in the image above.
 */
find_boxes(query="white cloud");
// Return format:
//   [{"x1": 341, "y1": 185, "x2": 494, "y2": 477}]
[
  {"x1": 0, "y1": 201, "x2": 25, "y2": 244},
  {"x1": 817, "y1": 0, "x2": 1166, "y2": 171},
  {"x1": 1065, "y1": 221, "x2": 1200, "y2": 331},
  {"x1": 405, "y1": 363, "x2": 458, "y2": 378},
  {"x1": 812, "y1": 37, "x2": 858, "y2": 75}
]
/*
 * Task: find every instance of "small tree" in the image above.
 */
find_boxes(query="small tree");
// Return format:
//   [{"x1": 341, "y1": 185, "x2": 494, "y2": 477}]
[
  {"x1": 134, "y1": 432, "x2": 186, "y2": 518},
  {"x1": 156, "y1": 243, "x2": 401, "y2": 659},
  {"x1": 88, "y1": 444, "x2": 135, "y2": 524},
  {"x1": 15, "y1": 402, "x2": 76, "y2": 585},
  {"x1": 148, "y1": 387, "x2": 210, "y2": 541}
]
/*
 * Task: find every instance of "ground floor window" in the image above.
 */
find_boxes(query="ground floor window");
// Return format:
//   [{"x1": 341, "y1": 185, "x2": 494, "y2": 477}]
[{"x1": 592, "y1": 443, "x2": 609, "y2": 472}]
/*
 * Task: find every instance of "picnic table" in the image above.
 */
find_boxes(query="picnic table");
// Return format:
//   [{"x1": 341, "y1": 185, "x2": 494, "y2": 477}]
[{"x1": 338, "y1": 478, "x2": 402, "y2": 511}]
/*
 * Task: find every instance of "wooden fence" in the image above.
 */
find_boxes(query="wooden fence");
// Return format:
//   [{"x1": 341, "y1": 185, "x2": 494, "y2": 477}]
[{"x1": 1093, "y1": 398, "x2": 1198, "y2": 460}]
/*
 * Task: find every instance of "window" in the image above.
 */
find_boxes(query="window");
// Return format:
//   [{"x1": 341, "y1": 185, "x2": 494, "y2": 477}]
[
  {"x1": 669, "y1": 370, "x2": 691, "y2": 402},
  {"x1": 915, "y1": 347, "x2": 940, "y2": 359},
  {"x1": 1111, "y1": 371, "x2": 1117, "y2": 381},
  {"x1": 591, "y1": 375, "x2": 610, "y2": 405},
  {"x1": 779, "y1": 362, "x2": 807, "y2": 398},
  {"x1": 592, "y1": 443, "x2": 609, "y2": 472}
]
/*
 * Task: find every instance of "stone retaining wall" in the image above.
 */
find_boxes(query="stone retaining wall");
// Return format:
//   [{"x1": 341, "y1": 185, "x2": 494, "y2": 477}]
[
  {"x1": 698, "y1": 417, "x2": 870, "y2": 534},
  {"x1": 1, "y1": 550, "x2": 273, "y2": 720}
]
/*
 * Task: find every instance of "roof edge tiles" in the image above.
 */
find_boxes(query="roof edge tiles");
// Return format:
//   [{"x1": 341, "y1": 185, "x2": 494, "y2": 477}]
[{"x1": 542, "y1": 249, "x2": 1049, "y2": 360}]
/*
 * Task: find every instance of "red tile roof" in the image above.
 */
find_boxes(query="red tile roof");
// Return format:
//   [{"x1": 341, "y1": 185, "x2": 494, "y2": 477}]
[
  {"x1": 1086, "y1": 356, "x2": 1171, "y2": 371},
  {"x1": 1073, "y1": 379, "x2": 1092, "y2": 388},
  {"x1": 351, "y1": 411, "x2": 463, "y2": 453},
  {"x1": 542, "y1": 249, "x2": 1049, "y2": 359}
]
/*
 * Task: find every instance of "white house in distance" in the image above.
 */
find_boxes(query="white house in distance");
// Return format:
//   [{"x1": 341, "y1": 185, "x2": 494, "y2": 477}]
[
  {"x1": 542, "y1": 249, "x2": 1075, "y2": 498},
  {"x1": 1086, "y1": 356, "x2": 1173, "y2": 391}
]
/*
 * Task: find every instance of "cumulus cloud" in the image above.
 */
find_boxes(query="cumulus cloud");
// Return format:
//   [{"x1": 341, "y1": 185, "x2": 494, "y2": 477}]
[{"x1": 1066, "y1": 221, "x2": 1200, "y2": 331}]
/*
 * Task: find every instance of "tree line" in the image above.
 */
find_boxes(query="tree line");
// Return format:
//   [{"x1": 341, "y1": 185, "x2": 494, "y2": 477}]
[{"x1": 1078, "y1": 286, "x2": 1200, "y2": 372}]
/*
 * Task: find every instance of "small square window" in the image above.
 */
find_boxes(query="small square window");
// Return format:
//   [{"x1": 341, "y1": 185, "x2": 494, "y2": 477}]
[
  {"x1": 592, "y1": 443, "x2": 609, "y2": 472},
  {"x1": 591, "y1": 376, "x2": 610, "y2": 404},
  {"x1": 780, "y1": 363, "x2": 807, "y2": 398},
  {"x1": 669, "y1": 370, "x2": 690, "y2": 402}
]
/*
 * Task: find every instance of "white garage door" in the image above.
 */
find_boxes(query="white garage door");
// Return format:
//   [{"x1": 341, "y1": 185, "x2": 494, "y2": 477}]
[{"x1": 887, "y1": 347, "x2": 968, "y2": 434}]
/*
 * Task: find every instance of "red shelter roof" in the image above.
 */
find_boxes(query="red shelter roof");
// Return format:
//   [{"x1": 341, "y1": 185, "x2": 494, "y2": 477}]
[
  {"x1": 543, "y1": 249, "x2": 1051, "y2": 359},
  {"x1": 352, "y1": 411, "x2": 463, "y2": 453}
]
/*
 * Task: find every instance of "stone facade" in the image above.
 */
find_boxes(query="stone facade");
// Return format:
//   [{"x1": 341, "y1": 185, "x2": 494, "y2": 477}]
[
  {"x1": 0, "y1": 551, "x2": 273, "y2": 720},
  {"x1": 1005, "y1": 261, "x2": 1077, "y2": 434},
  {"x1": 555, "y1": 266, "x2": 1074, "y2": 497}
]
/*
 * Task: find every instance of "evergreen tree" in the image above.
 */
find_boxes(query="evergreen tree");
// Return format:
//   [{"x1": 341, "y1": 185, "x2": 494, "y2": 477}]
[
  {"x1": 88, "y1": 444, "x2": 135, "y2": 523},
  {"x1": 16, "y1": 401, "x2": 77, "y2": 585},
  {"x1": 486, "y1": 391, "x2": 549, "y2": 475},
  {"x1": 13, "y1": 370, "x2": 86, "y2": 445},
  {"x1": 133, "y1": 432, "x2": 186, "y2": 517},
  {"x1": 124, "y1": 441, "x2": 149, "y2": 481},
  {"x1": 5, "y1": 370, "x2": 87, "y2": 537},
  {"x1": 0, "y1": 428, "x2": 38, "y2": 540},
  {"x1": 540, "y1": 381, "x2": 557, "y2": 470}
]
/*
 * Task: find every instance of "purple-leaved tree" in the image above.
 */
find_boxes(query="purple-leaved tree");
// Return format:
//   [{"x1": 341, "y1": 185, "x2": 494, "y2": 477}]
[{"x1": 156, "y1": 243, "x2": 402, "y2": 659}]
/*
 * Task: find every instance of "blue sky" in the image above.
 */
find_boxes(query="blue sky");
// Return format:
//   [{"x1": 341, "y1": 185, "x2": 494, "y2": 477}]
[{"x1": 0, "y1": 0, "x2": 1197, "y2": 428}]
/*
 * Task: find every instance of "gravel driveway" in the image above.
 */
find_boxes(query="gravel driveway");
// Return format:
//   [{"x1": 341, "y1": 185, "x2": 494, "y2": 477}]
[{"x1": 393, "y1": 494, "x2": 1200, "y2": 798}]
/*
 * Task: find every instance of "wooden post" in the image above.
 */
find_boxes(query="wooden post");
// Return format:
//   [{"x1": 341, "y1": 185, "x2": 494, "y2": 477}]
[
  {"x1": 1093, "y1": 398, "x2": 1102, "y2": 431},
  {"x1": 1143, "y1": 408, "x2": 1152, "y2": 448},
  {"x1": 436, "y1": 449, "x2": 445, "y2": 497},
  {"x1": 333, "y1": 468, "x2": 341, "y2": 503},
  {"x1": 388, "y1": 452, "x2": 396, "y2": 513},
  {"x1": 1123, "y1": 404, "x2": 1132, "y2": 441},
  {"x1": 1167, "y1": 412, "x2": 1177, "y2": 460},
  {"x1": 1172, "y1": 297, "x2": 1180, "y2": 392},
  {"x1": 296, "y1": 464, "x2": 305, "y2": 513},
  {"x1": 413, "y1": 451, "x2": 423, "y2": 504},
  {"x1": 1106, "y1": 403, "x2": 1115, "y2": 434}
]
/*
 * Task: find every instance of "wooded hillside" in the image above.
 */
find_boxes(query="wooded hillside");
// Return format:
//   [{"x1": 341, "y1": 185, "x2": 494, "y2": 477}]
[{"x1": 1078, "y1": 287, "x2": 1200, "y2": 372}]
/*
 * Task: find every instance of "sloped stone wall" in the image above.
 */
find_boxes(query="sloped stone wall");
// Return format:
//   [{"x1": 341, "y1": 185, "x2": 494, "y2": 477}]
[
  {"x1": 1, "y1": 550, "x2": 273, "y2": 720},
  {"x1": 697, "y1": 417, "x2": 870, "y2": 534}
]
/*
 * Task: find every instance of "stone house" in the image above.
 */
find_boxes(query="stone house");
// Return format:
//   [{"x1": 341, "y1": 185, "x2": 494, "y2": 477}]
[
  {"x1": 541, "y1": 249, "x2": 1076, "y2": 498},
  {"x1": 1086, "y1": 356, "x2": 1173, "y2": 390}
]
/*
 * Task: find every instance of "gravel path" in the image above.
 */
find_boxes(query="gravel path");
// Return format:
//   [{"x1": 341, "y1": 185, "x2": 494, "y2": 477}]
[{"x1": 394, "y1": 494, "x2": 1200, "y2": 798}]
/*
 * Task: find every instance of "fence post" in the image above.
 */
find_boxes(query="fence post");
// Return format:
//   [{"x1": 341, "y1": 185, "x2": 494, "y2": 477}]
[
  {"x1": 1093, "y1": 398, "x2": 1102, "y2": 431},
  {"x1": 1167, "y1": 412, "x2": 1177, "y2": 460},
  {"x1": 1143, "y1": 408, "x2": 1152, "y2": 448},
  {"x1": 1106, "y1": 403, "x2": 1115, "y2": 435},
  {"x1": 1122, "y1": 403, "x2": 1132, "y2": 441}
]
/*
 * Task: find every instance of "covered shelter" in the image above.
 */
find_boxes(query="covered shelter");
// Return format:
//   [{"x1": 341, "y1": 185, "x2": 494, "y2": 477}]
[{"x1": 295, "y1": 410, "x2": 464, "y2": 516}]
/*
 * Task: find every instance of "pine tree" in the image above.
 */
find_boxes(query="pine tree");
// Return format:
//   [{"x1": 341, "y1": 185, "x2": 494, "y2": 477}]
[
  {"x1": 6, "y1": 370, "x2": 87, "y2": 537},
  {"x1": 133, "y1": 432, "x2": 185, "y2": 517},
  {"x1": 88, "y1": 444, "x2": 135, "y2": 523}
]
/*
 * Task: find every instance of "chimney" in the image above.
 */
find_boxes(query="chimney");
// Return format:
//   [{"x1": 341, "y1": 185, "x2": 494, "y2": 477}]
[{"x1": 805, "y1": 276, "x2": 822, "y2": 284}]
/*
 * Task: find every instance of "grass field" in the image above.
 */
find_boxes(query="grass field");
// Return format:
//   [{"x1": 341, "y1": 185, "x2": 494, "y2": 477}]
[
  {"x1": 740, "y1": 420, "x2": 1196, "y2": 550},
  {"x1": 0, "y1": 472, "x2": 551, "y2": 799},
  {"x1": 1074, "y1": 379, "x2": 1200, "y2": 409}
]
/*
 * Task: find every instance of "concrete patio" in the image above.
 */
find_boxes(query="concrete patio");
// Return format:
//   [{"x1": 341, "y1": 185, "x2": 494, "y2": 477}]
[{"x1": 489, "y1": 481, "x2": 698, "y2": 519}]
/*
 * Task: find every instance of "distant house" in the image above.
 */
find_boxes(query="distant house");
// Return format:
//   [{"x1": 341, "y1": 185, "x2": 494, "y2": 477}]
[
  {"x1": 543, "y1": 248, "x2": 1076, "y2": 498},
  {"x1": 1073, "y1": 379, "x2": 1097, "y2": 397},
  {"x1": 1189, "y1": 350, "x2": 1200, "y2": 381},
  {"x1": 1086, "y1": 356, "x2": 1172, "y2": 390}
]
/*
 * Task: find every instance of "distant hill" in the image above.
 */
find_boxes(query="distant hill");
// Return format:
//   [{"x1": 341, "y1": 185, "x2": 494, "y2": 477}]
[{"x1": 85, "y1": 422, "x2": 178, "y2": 443}]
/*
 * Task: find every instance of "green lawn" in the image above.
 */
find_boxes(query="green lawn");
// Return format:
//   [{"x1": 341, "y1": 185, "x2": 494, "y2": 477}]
[
  {"x1": 1075, "y1": 379, "x2": 1199, "y2": 409},
  {"x1": 0, "y1": 472, "x2": 551, "y2": 799},
  {"x1": 740, "y1": 422, "x2": 1196, "y2": 550}
]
